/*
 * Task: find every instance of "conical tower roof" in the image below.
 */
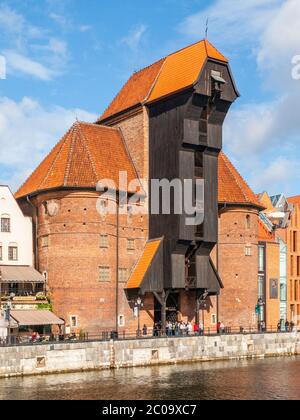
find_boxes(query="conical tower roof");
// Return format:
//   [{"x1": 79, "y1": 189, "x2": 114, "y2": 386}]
[{"x1": 16, "y1": 122, "x2": 138, "y2": 198}]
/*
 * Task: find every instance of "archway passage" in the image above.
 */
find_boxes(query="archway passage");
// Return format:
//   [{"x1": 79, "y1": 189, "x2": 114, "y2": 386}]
[{"x1": 154, "y1": 292, "x2": 180, "y2": 324}]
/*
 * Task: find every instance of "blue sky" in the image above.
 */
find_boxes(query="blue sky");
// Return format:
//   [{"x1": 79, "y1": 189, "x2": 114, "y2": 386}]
[{"x1": 0, "y1": 0, "x2": 300, "y2": 197}]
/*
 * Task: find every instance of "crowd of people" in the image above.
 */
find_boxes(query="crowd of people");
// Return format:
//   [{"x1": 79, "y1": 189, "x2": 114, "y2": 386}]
[{"x1": 151, "y1": 321, "x2": 204, "y2": 337}]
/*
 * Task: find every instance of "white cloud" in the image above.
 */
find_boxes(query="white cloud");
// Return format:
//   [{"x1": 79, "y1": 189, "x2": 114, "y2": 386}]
[
  {"x1": 248, "y1": 157, "x2": 300, "y2": 197},
  {"x1": 0, "y1": 97, "x2": 97, "y2": 191},
  {"x1": 0, "y1": 4, "x2": 44, "y2": 43},
  {"x1": 180, "y1": 0, "x2": 300, "y2": 195},
  {"x1": 121, "y1": 25, "x2": 148, "y2": 50},
  {"x1": 4, "y1": 50, "x2": 55, "y2": 81},
  {"x1": 0, "y1": 5, "x2": 69, "y2": 80},
  {"x1": 79, "y1": 25, "x2": 92, "y2": 33},
  {"x1": 179, "y1": 0, "x2": 282, "y2": 48}
]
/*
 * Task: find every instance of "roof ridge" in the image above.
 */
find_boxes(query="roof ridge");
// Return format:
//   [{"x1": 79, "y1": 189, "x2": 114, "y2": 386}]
[
  {"x1": 205, "y1": 39, "x2": 228, "y2": 62},
  {"x1": 76, "y1": 122, "x2": 99, "y2": 182},
  {"x1": 37, "y1": 126, "x2": 72, "y2": 191},
  {"x1": 77, "y1": 120, "x2": 120, "y2": 132},
  {"x1": 63, "y1": 123, "x2": 78, "y2": 185},
  {"x1": 143, "y1": 58, "x2": 166, "y2": 103}
]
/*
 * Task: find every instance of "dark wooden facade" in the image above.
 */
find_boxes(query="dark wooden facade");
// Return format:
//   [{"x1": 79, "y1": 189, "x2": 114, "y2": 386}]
[{"x1": 146, "y1": 59, "x2": 239, "y2": 300}]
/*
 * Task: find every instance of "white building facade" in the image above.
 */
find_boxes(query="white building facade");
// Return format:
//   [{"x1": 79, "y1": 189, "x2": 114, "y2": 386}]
[{"x1": 0, "y1": 185, "x2": 33, "y2": 266}]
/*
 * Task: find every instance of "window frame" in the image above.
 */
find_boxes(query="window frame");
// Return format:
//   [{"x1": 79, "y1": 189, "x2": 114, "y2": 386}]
[
  {"x1": 8, "y1": 246, "x2": 18, "y2": 261},
  {"x1": 99, "y1": 266, "x2": 111, "y2": 283},
  {"x1": 1, "y1": 216, "x2": 11, "y2": 233}
]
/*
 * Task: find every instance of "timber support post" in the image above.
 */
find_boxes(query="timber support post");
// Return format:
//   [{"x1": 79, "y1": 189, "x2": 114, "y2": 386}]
[{"x1": 154, "y1": 290, "x2": 170, "y2": 335}]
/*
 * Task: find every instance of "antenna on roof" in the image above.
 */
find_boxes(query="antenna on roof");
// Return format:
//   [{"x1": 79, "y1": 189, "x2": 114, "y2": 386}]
[{"x1": 205, "y1": 18, "x2": 209, "y2": 39}]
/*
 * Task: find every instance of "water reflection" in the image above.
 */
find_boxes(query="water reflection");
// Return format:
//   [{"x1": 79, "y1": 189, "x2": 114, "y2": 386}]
[{"x1": 0, "y1": 357, "x2": 299, "y2": 400}]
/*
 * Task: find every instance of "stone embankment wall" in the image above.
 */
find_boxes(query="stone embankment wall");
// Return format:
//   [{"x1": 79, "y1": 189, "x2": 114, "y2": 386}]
[{"x1": 1, "y1": 332, "x2": 300, "y2": 378}]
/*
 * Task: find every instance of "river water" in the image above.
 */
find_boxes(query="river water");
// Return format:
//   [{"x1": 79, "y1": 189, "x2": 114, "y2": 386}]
[{"x1": 0, "y1": 357, "x2": 299, "y2": 400}]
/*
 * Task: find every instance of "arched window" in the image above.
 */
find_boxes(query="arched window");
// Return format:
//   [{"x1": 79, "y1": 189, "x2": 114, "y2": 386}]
[{"x1": 1, "y1": 214, "x2": 10, "y2": 232}]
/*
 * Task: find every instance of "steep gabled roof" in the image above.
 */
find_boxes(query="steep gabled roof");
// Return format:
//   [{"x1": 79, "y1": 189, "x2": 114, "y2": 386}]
[
  {"x1": 15, "y1": 122, "x2": 139, "y2": 199},
  {"x1": 99, "y1": 39, "x2": 228, "y2": 122},
  {"x1": 218, "y1": 152, "x2": 262, "y2": 209}
]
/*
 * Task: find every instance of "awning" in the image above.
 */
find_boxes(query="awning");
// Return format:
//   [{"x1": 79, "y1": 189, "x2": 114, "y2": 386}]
[
  {"x1": 10, "y1": 310, "x2": 64, "y2": 327},
  {"x1": 0, "y1": 266, "x2": 45, "y2": 283}
]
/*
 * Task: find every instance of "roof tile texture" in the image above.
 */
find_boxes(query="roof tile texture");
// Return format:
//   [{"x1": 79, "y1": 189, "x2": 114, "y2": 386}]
[
  {"x1": 99, "y1": 40, "x2": 228, "y2": 121},
  {"x1": 218, "y1": 152, "x2": 261, "y2": 207},
  {"x1": 16, "y1": 122, "x2": 138, "y2": 198}
]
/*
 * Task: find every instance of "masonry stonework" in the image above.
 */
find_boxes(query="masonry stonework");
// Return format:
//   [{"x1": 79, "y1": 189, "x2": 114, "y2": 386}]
[
  {"x1": 31, "y1": 190, "x2": 149, "y2": 335},
  {"x1": 1, "y1": 333, "x2": 299, "y2": 378},
  {"x1": 218, "y1": 207, "x2": 259, "y2": 329}
]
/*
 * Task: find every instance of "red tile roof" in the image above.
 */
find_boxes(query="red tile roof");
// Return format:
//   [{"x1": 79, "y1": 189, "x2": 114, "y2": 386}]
[
  {"x1": 15, "y1": 122, "x2": 139, "y2": 199},
  {"x1": 99, "y1": 39, "x2": 228, "y2": 122},
  {"x1": 218, "y1": 152, "x2": 262, "y2": 208},
  {"x1": 126, "y1": 239, "x2": 162, "y2": 289}
]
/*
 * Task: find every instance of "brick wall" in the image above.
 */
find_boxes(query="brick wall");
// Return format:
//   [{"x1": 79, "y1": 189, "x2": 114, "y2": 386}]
[
  {"x1": 108, "y1": 109, "x2": 149, "y2": 181},
  {"x1": 264, "y1": 241, "x2": 281, "y2": 328},
  {"x1": 33, "y1": 190, "x2": 149, "y2": 335},
  {"x1": 217, "y1": 207, "x2": 259, "y2": 329}
]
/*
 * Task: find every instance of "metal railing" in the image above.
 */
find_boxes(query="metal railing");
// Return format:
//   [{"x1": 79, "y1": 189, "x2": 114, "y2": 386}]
[{"x1": 0, "y1": 325, "x2": 298, "y2": 348}]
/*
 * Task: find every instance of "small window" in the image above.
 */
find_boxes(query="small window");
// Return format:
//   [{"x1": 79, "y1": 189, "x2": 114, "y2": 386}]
[
  {"x1": 99, "y1": 267, "x2": 110, "y2": 282},
  {"x1": 41, "y1": 236, "x2": 49, "y2": 248},
  {"x1": 118, "y1": 268, "x2": 128, "y2": 283},
  {"x1": 8, "y1": 246, "x2": 18, "y2": 261},
  {"x1": 1, "y1": 217, "x2": 10, "y2": 232},
  {"x1": 127, "y1": 239, "x2": 135, "y2": 251},
  {"x1": 245, "y1": 246, "x2": 252, "y2": 257},
  {"x1": 118, "y1": 315, "x2": 125, "y2": 327},
  {"x1": 70, "y1": 316, "x2": 78, "y2": 328},
  {"x1": 100, "y1": 234, "x2": 109, "y2": 249},
  {"x1": 211, "y1": 314, "x2": 217, "y2": 325},
  {"x1": 246, "y1": 215, "x2": 251, "y2": 229}
]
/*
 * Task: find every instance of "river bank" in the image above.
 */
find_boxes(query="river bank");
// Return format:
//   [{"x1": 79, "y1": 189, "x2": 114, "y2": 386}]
[
  {"x1": 1, "y1": 357, "x2": 300, "y2": 400},
  {"x1": 1, "y1": 332, "x2": 299, "y2": 378}
]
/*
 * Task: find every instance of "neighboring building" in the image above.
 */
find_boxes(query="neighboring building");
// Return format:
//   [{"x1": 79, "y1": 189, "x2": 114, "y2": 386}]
[
  {"x1": 279, "y1": 237, "x2": 288, "y2": 324},
  {"x1": 16, "y1": 39, "x2": 241, "y2": 334},
  {"x1": 257, "y1": 216, "x2": 281, "y2": 329},
  {"x1": 0, "y1": 185, "x2": 46, "y2": 307},
  {"x1": 214, "y1": 156, "x2": 262, "y2": 330},
  {"x1": 0, "y1": 186, "x2": 63, "y2": 338},
  {"x1": 0, "y1": 185, "x2": 33, "y2": 266},
  {"x1": 257, "y1": 192, "x2": 298, "y2": 327},
  {"x1": 286, "y1": 195, "x2": 300, "y2": 326}
]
